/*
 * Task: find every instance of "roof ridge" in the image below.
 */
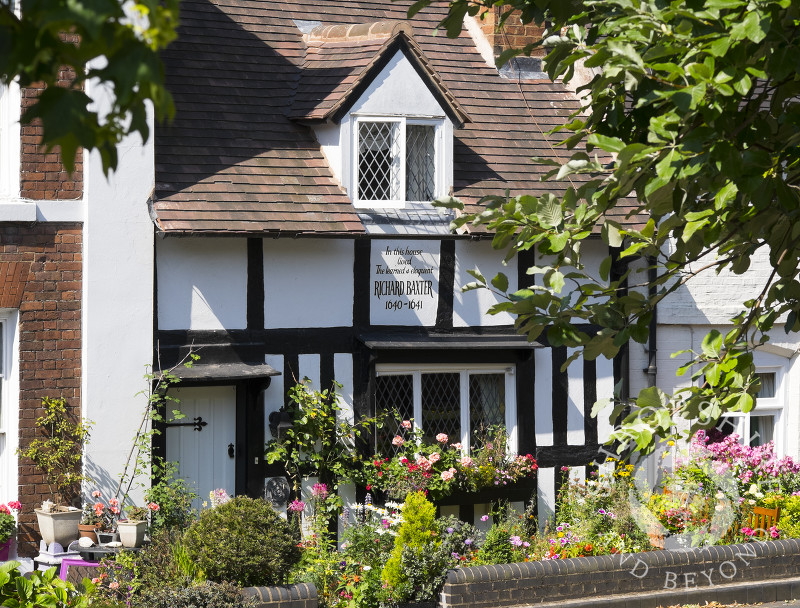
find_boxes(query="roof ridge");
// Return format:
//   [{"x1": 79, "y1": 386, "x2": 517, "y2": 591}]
[{"x1": 304, "y1": 20, "x2": 413, "y2": 43}]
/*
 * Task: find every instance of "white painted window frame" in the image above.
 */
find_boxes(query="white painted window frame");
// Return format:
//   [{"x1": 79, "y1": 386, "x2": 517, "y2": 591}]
[
  {"x1": 717, "y1": 366, "x2": 784, "y2": 454},
  {"x1": 0, "y1": 79, "x2": 21, "y2": 203},
  {"x1": 351, "y1": 115, "x2": 444, "y2": 209},
  {"x1": 0, "y1": 310, "x2": 19, "y2": 501},
  {"x1": 375, "y1": 363, "x2": 518, "y2": 454}
]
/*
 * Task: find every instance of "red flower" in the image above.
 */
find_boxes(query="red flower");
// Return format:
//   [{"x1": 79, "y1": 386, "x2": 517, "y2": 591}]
[{"x1": 366, "y1": 485, "x2": 372, "y2": 490}]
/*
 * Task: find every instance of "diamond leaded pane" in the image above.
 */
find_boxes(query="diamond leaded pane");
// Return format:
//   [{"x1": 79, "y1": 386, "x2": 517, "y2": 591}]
[
  {"x1": 406, "y1": 125, "x2": 435, "y2": 201},
  {"x1": 469, "y1": 373, "x2": 505, "y2": 448},
  {"x1": 358, "y1": 121, "x2": 400, "y2": 201},
  {"x1": 421, "y1": 373, "x2": 461, "y2": 444},
  {"x1": 375, "y1": 374, "x2": 414, "y2": 455}
]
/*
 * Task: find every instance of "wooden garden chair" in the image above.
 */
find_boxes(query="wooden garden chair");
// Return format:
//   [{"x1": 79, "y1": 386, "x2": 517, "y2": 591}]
[{"x1": 748, "y1": 505, "x2": 781, "y2": 537}]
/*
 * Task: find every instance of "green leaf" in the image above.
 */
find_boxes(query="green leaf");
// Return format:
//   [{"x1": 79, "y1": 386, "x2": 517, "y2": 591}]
[
  {"x1": 587, "y1": 133, "x2": 626, "y2": 153},
  {"x1": 701, "y1": 330, "x2": 723, "y2": 358},
  {"x1": 491, "y1": 272, "x2": 509, "y2": 292},
  {"x1": 601, "y1": 222, "x2": 623, "y2": 248}
]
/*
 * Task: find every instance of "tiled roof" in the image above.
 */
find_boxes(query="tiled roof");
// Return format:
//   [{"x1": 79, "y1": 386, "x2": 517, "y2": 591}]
[
  {"x1": 153, "y1": 0, "x2": 642, "y2": 235},
  {"x1": 291, "y1": 22, "x2": 469, "y2": 126}
]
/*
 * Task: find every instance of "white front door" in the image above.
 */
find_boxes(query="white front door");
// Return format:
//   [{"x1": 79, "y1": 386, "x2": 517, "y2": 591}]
[{"x1": 166, "y1": 386, "x2": 236, "y2": 511}]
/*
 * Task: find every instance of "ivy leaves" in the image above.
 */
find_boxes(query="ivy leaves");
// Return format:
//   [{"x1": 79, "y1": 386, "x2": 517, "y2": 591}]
[{"x1": 433, "y1": 0, "x2": 800, "y2": 455}]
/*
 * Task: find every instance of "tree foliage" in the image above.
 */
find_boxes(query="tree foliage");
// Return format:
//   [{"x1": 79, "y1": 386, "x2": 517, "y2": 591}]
[
  {"x1": 426, "y1": 0, "x2": 800, "y2": 454},
  {"x1": 0, "y1": 0, "x2": 178, "y2": 174}
]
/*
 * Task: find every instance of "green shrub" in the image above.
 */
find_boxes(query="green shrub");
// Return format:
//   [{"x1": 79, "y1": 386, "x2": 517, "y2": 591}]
[
  {"x1": 133, "y1": 582, "x2": 255, "y2": 608},
  {"x1": 145, "y1": 461, "x2": 197, "y2": 533},
  {"x1": 0, "y1": 562, "x2": 90, "y2": 607},
  {"x1": 381, "y1": 492, "x2": 438, "y2": 595},
  {"x1": 183, "y1": 496, "x2": 300, "y2": 587},
  {"x1": 777, "y1": 495, "x2": 800, "y2": 538}
]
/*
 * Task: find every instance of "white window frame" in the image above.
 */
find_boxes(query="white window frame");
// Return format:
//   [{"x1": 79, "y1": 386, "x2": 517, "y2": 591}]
[
  {"x1": 0, "y1": 79, "x2": 21, "y2": 203},
  {"x1": 352, "y1": 115, "x2": 444, "y2": 209},
  {"x1": 716, "y1": 366, "x2": 784, "y2": 454},
  {"x1": 0, "y1": 311, "x2": 19, "y2": 502},
  {"x1": 374, "y1": 363, "x2": 518, "y2": 454}
]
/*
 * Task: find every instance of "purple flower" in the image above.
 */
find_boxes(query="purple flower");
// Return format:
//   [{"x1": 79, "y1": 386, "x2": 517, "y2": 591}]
[
  {"x1": 446, "y1": 527, "x2": 454, "y2": 534},
  {"x1": 288, "y1": 499, "x2": 305, "y2": 512},
  {"x1": 510, "y1": 535, "x2": 523, "y2": 547},
  {"x1": 480, "y1": 515, "x2": 489, "y2": 522},
  {"x1": 464, "y1": 538, "x2": 473, "y2": 546}
]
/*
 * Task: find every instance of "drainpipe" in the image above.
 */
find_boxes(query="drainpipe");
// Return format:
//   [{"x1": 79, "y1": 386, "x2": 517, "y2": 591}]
[{"x1": 645, "y1": 256, "x2": 658, "y2": 387}]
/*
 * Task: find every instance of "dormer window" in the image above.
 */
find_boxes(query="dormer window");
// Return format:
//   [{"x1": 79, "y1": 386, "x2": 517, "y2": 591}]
[{"x1": 355, "y1": 117, "x2": 440, "y2": 207}]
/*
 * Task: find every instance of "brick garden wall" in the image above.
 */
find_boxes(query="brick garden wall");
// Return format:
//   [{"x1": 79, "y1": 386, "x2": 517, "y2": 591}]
[
  {"x1": 0, "y1": 223, "x2": 82, "y2": 557},
  {"x1": 440, "y1": 539, "x2": 800, "y2": 608}
]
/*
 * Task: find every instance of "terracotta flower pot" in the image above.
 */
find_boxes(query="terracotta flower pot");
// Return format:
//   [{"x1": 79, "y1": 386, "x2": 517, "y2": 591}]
[{"x1": 78, "y1": 524, "x2": 99, "y2": 544}]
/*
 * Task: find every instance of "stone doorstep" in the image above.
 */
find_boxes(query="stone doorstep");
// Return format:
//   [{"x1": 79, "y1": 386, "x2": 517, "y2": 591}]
[{"x1": 499, "y1": 575, "x2": 800, "y2": 608}]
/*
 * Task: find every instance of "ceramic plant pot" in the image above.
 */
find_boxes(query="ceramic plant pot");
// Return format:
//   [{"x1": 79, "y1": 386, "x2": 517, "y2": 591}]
[
  {"x1": 117, "y1": 520, "x2": 147, "y2": 548},
  {"x1": 35, "y1": 507, "x2": 82, "y2": 548}
]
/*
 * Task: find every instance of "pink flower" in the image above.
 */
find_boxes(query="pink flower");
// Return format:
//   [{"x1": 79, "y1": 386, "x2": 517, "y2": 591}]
[
  {"x1": 460, "y1": 456, "x2": 473, "y2": 467},
  {"x1": 450, "y1": 442, "x2": 463, "y2": 450},
  {"x1": 148, "y1": 502, "x2": 159, "y2": 511},
  {"x1": 770, "y1": 525, "x2": 780, "y2": 539},
  {"x1": 93, "y1": 502, "x2": 104, "y2": 517},
  {"x1": 91, "y1": 491, "x2": 102, "y2": 498},
  {"x1": 289, "y1": 499, "x2": 305, "y2": 512},
  {"x1": 441, "y1": 470, "x2": 454, "y2": 482},
  {"x1": 0, "y1": 505, "x2": 10, "y2": 515},
  {"x1": 91, "y1": 578, "x2": 100, "y2": 584},
  {"x1": 392, "y1": 436, "x2": 405, "y2": 447},
  {"x1": 429, "y1": 452, "x2": 441, "y2": 464},
  {"x1": 311, "y1": 483, "x2": 328, "y2": 499},
  {"x1": 436, "y1": 433, "x2": 448, "y2": 443},
  {"x1": 417, "y1": 456, "x2": 432, "y2": 471},
  {"x1": 480, "y1": 515, "x2": 489, "y2": 522},
  {"x1": 109, "y1": 498, "x2": 119, "y2": 507},
  {"x1": 111, "y1": 506, "x2": 120, "y2": 515},
  {"x1": 7, "y1": 501, "x2": 20, "y2": 511},
  {"x1": 109, "y1": 582, "x2": 119, "y2": 590},
  {"x1": 401, "y1": 420, "x2": 412, "y2": 429},
  {"x1": 741, "y1": 526, "x2": 755, "y2": 537}
]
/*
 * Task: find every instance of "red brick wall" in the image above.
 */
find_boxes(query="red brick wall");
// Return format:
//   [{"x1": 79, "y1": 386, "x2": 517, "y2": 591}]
[
  {"x1": 478, "y1": 6, "x2": 546, "y2": 59},
  {"x1": 0, "y1": 223, "x2": 82, "y2": 556},
  {"x1": 19, "y1": 34, "x2": 83, "y2": 201}
]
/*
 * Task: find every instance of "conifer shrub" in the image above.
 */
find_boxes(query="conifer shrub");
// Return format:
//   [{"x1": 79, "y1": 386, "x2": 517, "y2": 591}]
[
  {"x1": 381, "y1": 491, "x2": 438, "y2": 591},
  {"x1": 183, "y1": 496, "x2": 300, "y2": 587}
]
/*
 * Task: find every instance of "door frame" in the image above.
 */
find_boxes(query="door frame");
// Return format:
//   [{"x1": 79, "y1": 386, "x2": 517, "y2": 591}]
[{"x1": 153, "y1": 377, "x2": 271, "y2": 498}]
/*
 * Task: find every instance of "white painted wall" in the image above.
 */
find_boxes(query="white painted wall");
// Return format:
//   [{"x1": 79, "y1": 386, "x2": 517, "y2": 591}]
[
  {"x1": 349, "y1": 51, "x2": 446, "y2": 118},
  {"x1": 453, "y1": 240, "x2": 516, "y2": 327},
  {"x1": 263, "y1": 239, "x2": 353, "y2": 329},
  {"x1": 83, "y1": 82, "x2": 156, "y2": 503},
  {"x1": 370, "y1": 239, "x2": 439, "y2": 326},
  {"x1": 0, "y1": 311, "x2": 19, "y2": 506},
  {"x1": 157, "y1": 238, "x2": 247, "y2": 330}
]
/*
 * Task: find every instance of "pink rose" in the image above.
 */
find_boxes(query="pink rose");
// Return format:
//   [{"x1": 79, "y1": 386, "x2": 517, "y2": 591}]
[
  {"x1": 417, "y1": 456, "x2": 432, "y2": 471},
  {"x1": 441, "y1": 470, "x2": 454, "y2": 482},
  {"x1": 450, "y1": 442, "x2": 463, "y2": 450},
  {"x1": 429, "y1": 452, "x2": 441, "y2": 464},
  {"x1": 436, "y1": 433, "x2": 448, "y2": 443},
  {"x1": 392, "y1": 435, "x2": 405, "y2": 447},
  {"x1": 401, "y1": 420, "x2": 412, "y2": 429},
  {"x1": 460, "y1": 456, "x2": 473, "y2": 467},
  {"x1": 109, "y1": 582, "x2": 119, "y2": 590},
  {"x1": 91, "y1": 490, "x2": 102, "y2": 498},
  {"x1": 148, "y1": 502, "x2": 160, "y2": 511}
]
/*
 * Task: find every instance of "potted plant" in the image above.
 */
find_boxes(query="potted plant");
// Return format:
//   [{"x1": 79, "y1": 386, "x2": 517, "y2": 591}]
[
  {"x1": 17, "y1": 396, "x2": 92, "y2": 547},
  {"x1": 80, "y1": 491, "x2": 120, "y2": 544},
  {"x1": 117, "y1": 502, "x2": 158, "y2": 548},
  {"x1": 0, "y1": 501, "x2": 21, "y2": 560}
]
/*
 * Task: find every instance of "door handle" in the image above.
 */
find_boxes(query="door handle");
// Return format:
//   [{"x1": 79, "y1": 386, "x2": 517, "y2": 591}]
[{"x1": 228, "y1": 443, "x2": 235, "y2": 458}]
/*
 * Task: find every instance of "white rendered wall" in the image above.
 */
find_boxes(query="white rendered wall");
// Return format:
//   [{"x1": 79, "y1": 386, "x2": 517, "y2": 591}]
[
  {"x1": 348, "y1": 51, "x2": 446, "y2": 118},
  {"x1": 157, "y1": 238, "x2": 247, "y2": 330},
  {"x1": 453, "y1": 240, "x2": 516, "y2": 327},
  {"x1": 263, "y1": 239, "x2": 354, "y2": 329},
  {"x1": 83, "y1": 85, "x2": 155, "y2": 503}
]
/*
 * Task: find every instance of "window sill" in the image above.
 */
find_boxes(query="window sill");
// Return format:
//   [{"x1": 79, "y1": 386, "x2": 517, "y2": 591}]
[{"x1": 0, "y1": 200, "x2": 36, "y2": 222}]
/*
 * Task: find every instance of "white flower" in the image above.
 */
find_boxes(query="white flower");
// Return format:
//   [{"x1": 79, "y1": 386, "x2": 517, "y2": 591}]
[
  {"x1": 363, "y1": 566, "x2": 371, "y2": 571},
  {"x1": 715, "y1": 491, "x2": 724, "y2": 499}
]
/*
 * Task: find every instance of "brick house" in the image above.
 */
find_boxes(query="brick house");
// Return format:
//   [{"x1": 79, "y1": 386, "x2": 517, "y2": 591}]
[{"x1": 2, "y1": 0, "x2": 799, "y2": 556}]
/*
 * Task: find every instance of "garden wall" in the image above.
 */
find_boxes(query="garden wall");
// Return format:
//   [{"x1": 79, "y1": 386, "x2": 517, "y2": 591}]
[
  {"x1": 241, "y1": 583, "x2": 317, "y2": 608},
  {"x1": 440, "y1": 539, "x2": 800, "y2": 608}
]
